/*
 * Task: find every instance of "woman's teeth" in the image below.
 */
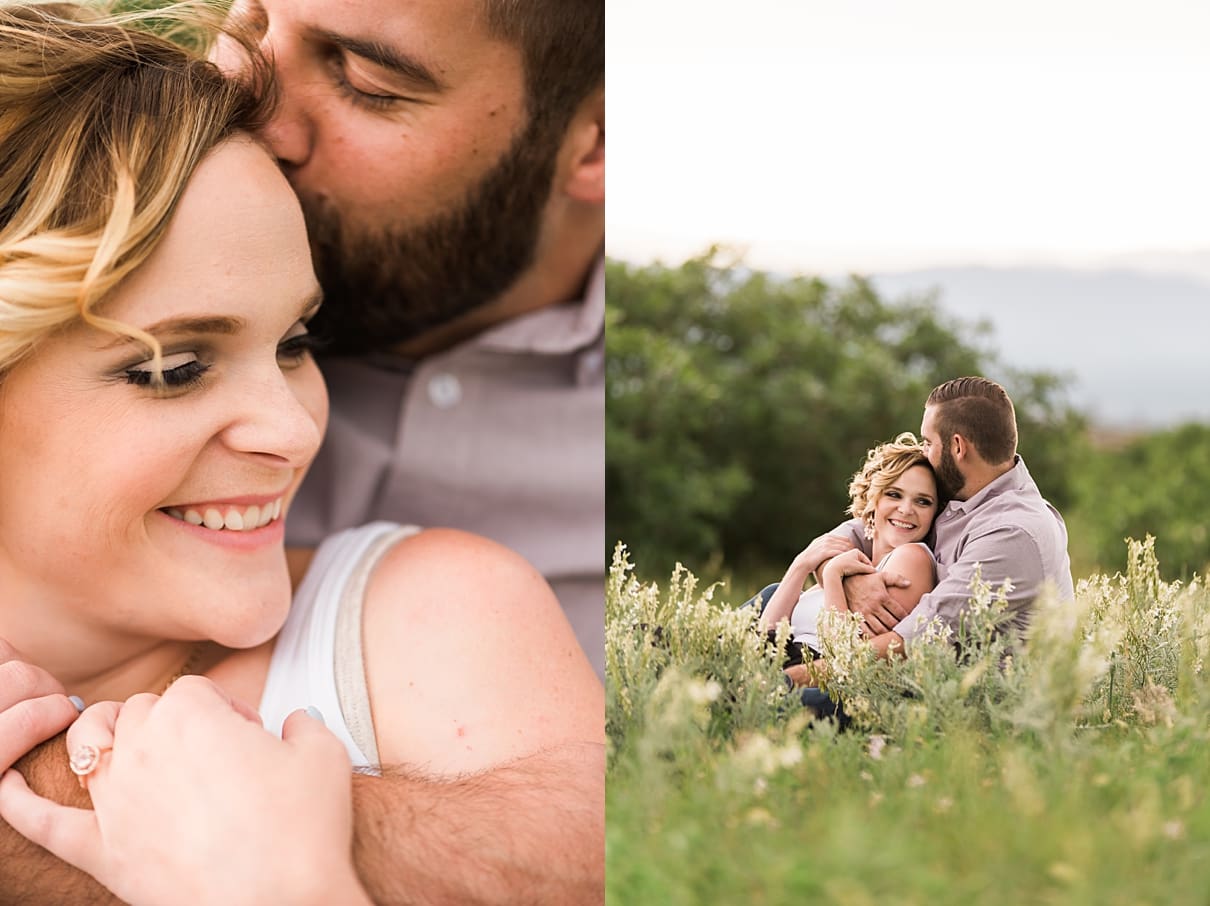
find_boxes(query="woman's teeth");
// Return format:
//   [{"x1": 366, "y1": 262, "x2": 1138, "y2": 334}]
[
  {"x1": 164, "y1": 498, "x2": 283, "y2": 532},
  {"x1": 889, "y1": 519, "x2": 916, "y2": 530}
]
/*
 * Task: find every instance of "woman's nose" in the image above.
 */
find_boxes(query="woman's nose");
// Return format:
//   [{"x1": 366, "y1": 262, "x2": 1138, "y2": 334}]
[{"x1": 222, "y1": 371, "x2": 325, "y2": 469}]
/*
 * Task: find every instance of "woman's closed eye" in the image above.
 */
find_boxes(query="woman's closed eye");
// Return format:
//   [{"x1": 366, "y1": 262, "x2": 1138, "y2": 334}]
[
  {"x1": 125, "y1": 352, "x2": 210, "y2": 389},
  {"x1": 277, "y1": 326, "x2": 324, "y2": 366}
]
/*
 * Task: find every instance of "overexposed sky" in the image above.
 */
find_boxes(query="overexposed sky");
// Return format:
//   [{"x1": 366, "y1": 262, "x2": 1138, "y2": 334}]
[{"x1": 607, "y1": 0, "x2": 1210, "y2": 274}]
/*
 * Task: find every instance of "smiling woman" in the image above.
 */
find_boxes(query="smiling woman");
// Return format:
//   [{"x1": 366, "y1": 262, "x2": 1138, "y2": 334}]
[
  {"x1": 0, "y1": 3, "x2": 602, "y2": 903},
  {"x1": 758, "y1": 433, "x2": 943, "y2": 678},
  {"x1": 0, "y1": 137, "x2": 329, "y2": 652}
]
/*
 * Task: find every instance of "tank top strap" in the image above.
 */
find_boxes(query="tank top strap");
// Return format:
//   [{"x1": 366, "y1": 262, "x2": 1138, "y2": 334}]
[{"x1": 333, "y1": 524, "x2": 423, "y2": 766}]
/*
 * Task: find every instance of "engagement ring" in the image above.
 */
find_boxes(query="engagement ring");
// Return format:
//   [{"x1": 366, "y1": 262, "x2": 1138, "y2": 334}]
[{"x1": 68, "y1": 744, "x2": 112, "y2": 789}]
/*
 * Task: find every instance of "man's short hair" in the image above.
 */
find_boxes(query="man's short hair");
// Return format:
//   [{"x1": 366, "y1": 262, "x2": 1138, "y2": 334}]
[
  {"x1": 482, "y1": 0, "x2": 603, "y2": 139},
  {"x1": 926, "y1": 377, "x2": 1018, "y2": 465}
]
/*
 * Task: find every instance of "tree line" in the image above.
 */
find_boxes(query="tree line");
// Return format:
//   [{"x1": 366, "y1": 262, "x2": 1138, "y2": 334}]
[{"x1": 606, "y1": 249, "x2": 1210, "y2": 583}]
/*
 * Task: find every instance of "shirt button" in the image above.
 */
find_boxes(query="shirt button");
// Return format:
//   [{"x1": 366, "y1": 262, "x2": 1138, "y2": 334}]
[{"x1": 427, "y1": 373, "x2": 462, "y2": 409}]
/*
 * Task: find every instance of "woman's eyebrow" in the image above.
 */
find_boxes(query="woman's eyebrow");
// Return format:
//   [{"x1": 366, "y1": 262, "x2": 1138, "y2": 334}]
[
  {"x1": 101, "y1": 291, "x2": 320, "y2": 351},
  {"x1": 100, "y1": 316, "x2": 244, "y2": 349},
  {"x1": 301, "y1": 290, "x2": 323, "y2": 319}
]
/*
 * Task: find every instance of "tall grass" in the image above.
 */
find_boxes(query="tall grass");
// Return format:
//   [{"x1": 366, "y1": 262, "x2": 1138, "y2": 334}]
[{"x1": 606, "y1": 538, "x2": 1210, "y2": 904}]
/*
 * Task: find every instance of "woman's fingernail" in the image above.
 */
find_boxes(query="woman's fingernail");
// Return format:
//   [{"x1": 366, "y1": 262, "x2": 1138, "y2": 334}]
[
  {"x1": 304, "y1": 705, "x2": 325, "y2": 725},
  {"x1": 68, "y1": 695, "x2": 85, "y2": 713}
]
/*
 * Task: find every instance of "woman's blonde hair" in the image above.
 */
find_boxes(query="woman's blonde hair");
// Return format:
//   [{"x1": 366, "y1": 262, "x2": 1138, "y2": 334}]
[
  {"x1": 0, "y1": 0, "x2": 271, "y2": 376},
  {"x1": 846, "y1": 432, "x2": 938, "y2": 538}
]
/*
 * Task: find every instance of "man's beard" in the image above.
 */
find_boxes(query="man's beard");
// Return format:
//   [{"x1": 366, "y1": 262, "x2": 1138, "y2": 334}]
[
  {"x1": 936, "y1": 444, "x2": 967, "y2": 501},
  {"x1": 301, "y1": 115, "x2": 561, "y2": 355}
]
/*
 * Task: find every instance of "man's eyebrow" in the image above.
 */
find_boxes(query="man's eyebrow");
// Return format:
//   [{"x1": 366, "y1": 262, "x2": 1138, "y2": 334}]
[{"x1": 315, "y1": 30, "x2": 445, "y2": 92}]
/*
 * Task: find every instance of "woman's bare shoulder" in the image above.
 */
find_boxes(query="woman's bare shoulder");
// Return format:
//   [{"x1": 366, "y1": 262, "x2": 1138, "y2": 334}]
[
  {"x1": 358, "y1": 528, "x2": 602, "y2": 773},
  {"x1": 883, "y1": 542, "x2": 937, "y2": 578}
]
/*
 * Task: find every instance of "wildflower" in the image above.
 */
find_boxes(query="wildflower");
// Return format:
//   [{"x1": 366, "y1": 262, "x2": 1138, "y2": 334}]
[
  {"x1": 959, "y1": 661, "x2": 988, "y2": 695},
  {"x1": 1132, "y1": 681, "x2": 1176, "y2": 728},
  {"x1": 745, "y1": 807, "x2": 777, "y2": 828},
  {"x1": 1163, "y1": 820, "x2": 1185, "y2": 840},
  {"x1": 935, "y1": 796, "x2": 953, "y2": 814},
  {"x1": 686, "y1": 678, "x2": 722, "y2": 705},
  {"x1": 868, "y1": 735, "x2": 886, "y2": 761},
  {"x1": 1048, "y1": 862, "x2": 1080, "y2": 884},
  {"x1": 906, "y1": 773, "x2": 926, "y2": 789},
  {"x1": 777, "y1": 744, "x2": 803, "y2": 769}
]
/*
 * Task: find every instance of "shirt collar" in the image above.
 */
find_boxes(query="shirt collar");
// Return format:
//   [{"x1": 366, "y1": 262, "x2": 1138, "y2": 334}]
[{"x1": 473, "y1": 255, "x2": 605, "y2": 355}]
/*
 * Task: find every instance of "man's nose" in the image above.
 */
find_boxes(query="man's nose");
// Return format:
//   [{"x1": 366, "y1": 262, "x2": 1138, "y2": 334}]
[{"x1": 255, "y1": 37, "x2": 314, "y2": 169}]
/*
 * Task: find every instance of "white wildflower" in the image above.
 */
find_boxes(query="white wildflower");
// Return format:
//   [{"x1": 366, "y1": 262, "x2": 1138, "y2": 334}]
[
  {"x1": 686, "y1": 678, "x2": 722, "y2": 705},
  {"x1": 868, "y1": 735, "x2": 887, "y2": 761}
]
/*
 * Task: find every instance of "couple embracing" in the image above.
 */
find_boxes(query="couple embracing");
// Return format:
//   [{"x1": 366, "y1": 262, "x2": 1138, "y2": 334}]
[
  {"x1": 0, "y1": 0, "x2": 604, "y2": 903},
  {"x1": 757, "y1": 377, "x2": 1075, "y2": 704}
]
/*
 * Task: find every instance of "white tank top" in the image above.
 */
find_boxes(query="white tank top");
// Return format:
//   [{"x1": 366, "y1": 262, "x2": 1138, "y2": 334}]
[{"x1": 258, "y1": 521, "x2": 420, "y2": 769}]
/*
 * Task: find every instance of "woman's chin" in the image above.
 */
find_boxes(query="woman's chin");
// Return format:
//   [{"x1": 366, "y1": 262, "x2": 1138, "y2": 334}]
[{"x1": 203, "y1": 592, "x2": 291, "y2": 649}]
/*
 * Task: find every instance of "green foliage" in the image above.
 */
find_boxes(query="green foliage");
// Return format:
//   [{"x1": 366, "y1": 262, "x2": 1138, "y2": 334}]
[
  {"x1": 607, "y1": 540, "x2": 1210, "y2": 904},
  {"x1": 605, "y1": 248, "x2": 1087, "y2": 578},
  {"x1": 109, "y1": 0, "x2": 231, "y2": 53},
  {"x1": 1069, "y1": 424, "x2": 1210, "y2": 579}
]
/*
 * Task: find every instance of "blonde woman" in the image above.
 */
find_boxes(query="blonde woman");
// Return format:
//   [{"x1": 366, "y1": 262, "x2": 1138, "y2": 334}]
[
  {"x1": 757, "y1": 434, "x2": 943, "y2": 685},
  {"x1": 0, "y1": 4, "x2": 602, "y2": 903}
]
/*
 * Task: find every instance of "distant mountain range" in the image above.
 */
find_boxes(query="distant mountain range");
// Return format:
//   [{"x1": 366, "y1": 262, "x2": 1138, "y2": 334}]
[{"x1": 866, "y1": 266, "x2": 1210, "y2": 430}]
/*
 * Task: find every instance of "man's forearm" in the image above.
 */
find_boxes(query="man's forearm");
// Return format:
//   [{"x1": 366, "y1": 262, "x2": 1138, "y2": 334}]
[
  {"x1": 352, "y1": 742, "x2": 605, "y2": 906},
  {"x1": 0, "y1": 732, "x2": 120, "y2": 905},
  {"x1": 5, "y1": 735, "x2": 606, "y2": 906}
]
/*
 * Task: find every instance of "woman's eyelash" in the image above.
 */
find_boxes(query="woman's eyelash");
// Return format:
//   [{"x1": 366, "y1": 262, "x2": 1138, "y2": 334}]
[
  {"x1": 123, "y1": 331, "x2": 320, "y2": 389},
  {"x1": 125, "y1": 360, "x2": 210, "y2": 389},
  {"x1": 278, "y1": 332, "x2": 325, "y2": 361}
]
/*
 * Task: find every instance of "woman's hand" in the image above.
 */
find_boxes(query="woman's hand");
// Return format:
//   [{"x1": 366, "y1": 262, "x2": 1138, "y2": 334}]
[
  {"x1": 0, "y1": 675, "x2": 371, "y2": 906},
  {"x1": 760, "y1": 535, "x2": 859, "y2": 633},
  {"x1": 0, "y1": 639, "x2": 80, "y2": 774},
  {"x1": 792, "y1": 534, "x2": 856, "y2": 576},
  {"x1": 821, "y1": 548, "x2": 873, "y2": 582}
]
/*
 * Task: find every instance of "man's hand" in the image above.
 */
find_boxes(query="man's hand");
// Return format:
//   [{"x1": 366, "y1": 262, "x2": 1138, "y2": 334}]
[
  {"x1": 0, "y1": 641, "x2": 79, "y2": 775},
  {"x1": 0, "y1": 641, "x2": 114, "y2": 906},
  {"x1": 843, "y1": 571, "x2": 912, "y2": 636}
]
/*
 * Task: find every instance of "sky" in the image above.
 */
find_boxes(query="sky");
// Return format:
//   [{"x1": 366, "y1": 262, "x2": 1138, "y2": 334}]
[{"x1": 607, "y1": 0, "x2": 1210, "y2": 278}]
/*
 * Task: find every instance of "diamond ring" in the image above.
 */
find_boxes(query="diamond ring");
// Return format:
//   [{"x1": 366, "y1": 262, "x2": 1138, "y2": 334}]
[{"x1": 68, "y1": 744, "x2": 113, "y2": 789}]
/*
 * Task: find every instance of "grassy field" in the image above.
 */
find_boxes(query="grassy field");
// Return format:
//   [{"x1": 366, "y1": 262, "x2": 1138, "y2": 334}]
[{"x1": 606, "y1": 538, "x2": 1210, "y2": 905}]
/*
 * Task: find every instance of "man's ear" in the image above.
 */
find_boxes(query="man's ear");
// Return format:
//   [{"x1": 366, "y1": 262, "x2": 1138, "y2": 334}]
[
  {"x1": 950, "y1": 433, "x2": 968, "y2": 462},
  {"x1": 559, "y1": 85, "x2": 604, "y2": 204}
]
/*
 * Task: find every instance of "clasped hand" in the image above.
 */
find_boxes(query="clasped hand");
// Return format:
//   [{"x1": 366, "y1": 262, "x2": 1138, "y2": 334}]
[{"x1": 0, "y1": 671, "x2": 371, "y2": 906}]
